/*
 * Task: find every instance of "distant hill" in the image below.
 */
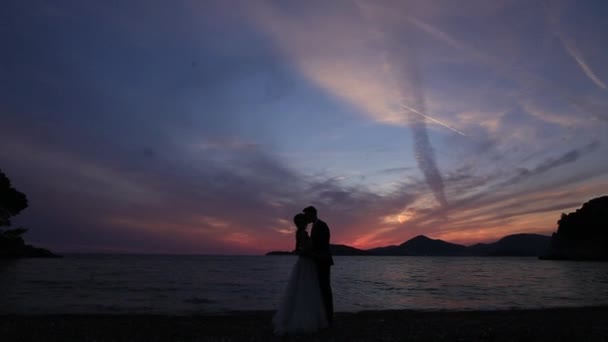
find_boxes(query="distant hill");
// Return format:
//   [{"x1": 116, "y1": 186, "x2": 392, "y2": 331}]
[
  {"x1": 366, "y1": 245, "x2": 399, "y2": 255},
  {"x1": 400, "y1": 235, "x2": 470, "y2": 256},
  {"x1": 368, "y1": 235, "x2": 469, "y2": 256},
  {"x1": 265, "y1": 250, "x2": 294, "y2": 255},
  {"x1": 469, "y1": 234, "x2": 550, "y2": 256},
  {"x1": 542, "y1": 195, "x2": 608, "y2": 261},
  {"x1": 266, "y1": 244, "x2": 369, "y2": 256},
  {"x1": 267, "y1": 233, "x2": 551, "y2": 257},
  {"x1": 330, "y1": 244, "x2": 370, "y2": 255}
]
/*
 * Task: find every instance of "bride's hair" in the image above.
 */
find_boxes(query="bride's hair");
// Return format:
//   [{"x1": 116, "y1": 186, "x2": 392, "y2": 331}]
[{"x1": 293, "y1": 213, "x2": 307, "y2": 228}]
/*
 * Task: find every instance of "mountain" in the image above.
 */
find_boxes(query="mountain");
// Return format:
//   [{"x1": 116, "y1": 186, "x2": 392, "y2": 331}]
[
  {"x1": 542, "y1": 195, "x2": 608, "y2": 260},
  {"x1": 267, "y1": 233, "x2": 552, "y2": 257},
  {"x1": 469, "y1": 234, "x2": 550, "y2": 256},
  {"x1": 369, "y1": 235, "x2": 469, "y2": 256},
  {"x1": 401, "y1": 235, "x2": 470, "y2": 256},
  {"x1": 366, "y1": 245, "x2": 399, "y2": 255}
]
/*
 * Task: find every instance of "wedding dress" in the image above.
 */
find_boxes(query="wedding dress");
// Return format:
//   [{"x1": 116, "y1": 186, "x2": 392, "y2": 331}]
[{"x1": 272, "y1": 229, "x2": 328, "y2": 335}]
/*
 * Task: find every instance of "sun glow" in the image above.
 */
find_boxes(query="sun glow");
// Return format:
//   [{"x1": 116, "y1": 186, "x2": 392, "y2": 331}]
[
  {"x1": 381, "y1": 210, "x2": 415, "y2": 225},
  {"x1": 398, "y1": 212, "x2": 413, "y2": 224}
]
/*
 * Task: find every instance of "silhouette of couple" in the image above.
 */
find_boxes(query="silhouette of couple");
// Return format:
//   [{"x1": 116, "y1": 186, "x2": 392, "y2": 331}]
[{"x1": 272, "y1": 206, "x2": 334, "y2": 335}]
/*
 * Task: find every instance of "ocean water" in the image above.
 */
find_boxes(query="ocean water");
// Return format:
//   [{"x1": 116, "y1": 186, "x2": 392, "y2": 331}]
[{"x1": 1, "y1": 255, "x2": 608, "y2": 314}]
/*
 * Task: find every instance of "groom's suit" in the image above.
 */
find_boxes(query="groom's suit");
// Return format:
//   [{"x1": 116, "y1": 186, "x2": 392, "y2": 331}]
[{"x1": 310, "y1": 218, "x2": 334, "y2": 323}]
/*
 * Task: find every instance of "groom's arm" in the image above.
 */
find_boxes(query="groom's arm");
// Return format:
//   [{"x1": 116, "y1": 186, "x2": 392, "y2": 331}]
[{"x1": 317, "y1": 221, "x2": 334, "y2": 265}]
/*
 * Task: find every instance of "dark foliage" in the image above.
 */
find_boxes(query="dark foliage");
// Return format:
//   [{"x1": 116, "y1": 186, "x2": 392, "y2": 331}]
[
  {"x1": 556, "y1": 196, "x2": 607, "y2": 240},
  {"x1": 0, "y1": 169, "x2": 59, "y2": 258},
  {"x1": 0, "y1": 228, "x2": 59, "y2": 258},
  {"x1": 0, "y1": 169, "x2": 28, "y2": 226}
]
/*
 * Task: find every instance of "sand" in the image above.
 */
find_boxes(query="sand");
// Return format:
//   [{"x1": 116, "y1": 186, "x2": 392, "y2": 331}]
[{"x1": 2, "y1": 307, "x2": 608, "y2": 341}]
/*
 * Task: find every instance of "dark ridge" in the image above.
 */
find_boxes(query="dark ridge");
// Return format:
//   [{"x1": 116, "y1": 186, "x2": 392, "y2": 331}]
[
  {"x1": 469, "y1": 234, "x2": 550, "y2": 256},
  {"x1": 267, "y1": 233, "x2": 551, "y2": 257}
]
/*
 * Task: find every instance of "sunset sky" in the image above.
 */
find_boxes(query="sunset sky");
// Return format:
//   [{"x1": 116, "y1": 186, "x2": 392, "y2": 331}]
[{"x1": 2, "y1": 0, "x2": 608, "y2": 254}]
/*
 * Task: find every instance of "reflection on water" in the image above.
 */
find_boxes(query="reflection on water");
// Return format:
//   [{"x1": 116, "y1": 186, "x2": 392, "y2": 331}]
[{"x1": 1, "y1": 255, "x2": 607, "y2": 314}]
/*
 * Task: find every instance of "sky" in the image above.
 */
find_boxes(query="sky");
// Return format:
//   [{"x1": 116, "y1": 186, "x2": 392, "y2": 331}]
[{"x1": 1, "y1": 0, "x2": 608, "y2": 254}]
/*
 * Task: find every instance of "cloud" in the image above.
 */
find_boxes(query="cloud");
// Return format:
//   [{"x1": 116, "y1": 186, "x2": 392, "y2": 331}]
[
  {"x1": 4, "y1": 0, "x2": 608, "y2": 254},
  {"x1": 456, "y1": 111, "x2": 505, "y2": 134},
  {"x1": 245, "y1": 1, "x2": 452, "y2": 209},
  {"x1": 378, "y1": 167, "x2": 413, "y2": 175},
  {"x1": 520, "y1": 100, "x2": 582, "y2": 128},
  {"x1": 377, "y1": 171, "x2": 608, "y2": 246},
  {"x1": 396, "y1": 5, "x2": 608, "y2": 123},
  {"x1": 359, "y1": 138, "x2": 608, "y2": 246},
  {"x1": 2, "y1": 117, "x2": 421, "y2": 253},
  {"x1": 502, "y1": 141, "x2": 600, "y2": 186},
  {"x1": 244, "y1": 2, "x2": 415, "y2": 126}
]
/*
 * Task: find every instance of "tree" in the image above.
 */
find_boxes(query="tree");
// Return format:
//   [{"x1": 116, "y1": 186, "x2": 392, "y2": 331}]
[
  {"x1": 0, "y1": 170, "x2": 58, "y2": 258},
  {"x1": 0, "y1": 169, "x2": 28, "y2": 227}
]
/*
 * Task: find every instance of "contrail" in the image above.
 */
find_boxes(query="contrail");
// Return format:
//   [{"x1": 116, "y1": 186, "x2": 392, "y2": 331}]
[
  {"x1": 542, "y1": 1, "x2": 608, "y2": 91},
  {"x1": 400, "y1": 103, "x2": 467, "y2": 136},
  {"x1": 409, "y1": 113, "x2": 449, "y2": 209},
  {"x1": 396, "y1": 41, "x2": 449, "y2": 210},
  {"x1": 558, "y1": 35, "x2": 607, "y2": 91},
  {"x1": 354, "y1": 1, "x2": 450, "y2": 209}
]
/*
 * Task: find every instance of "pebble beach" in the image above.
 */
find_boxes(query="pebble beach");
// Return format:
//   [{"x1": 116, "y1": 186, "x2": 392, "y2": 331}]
[{"x1": 2, "y1": 306, "x2": 608, "y2": 341}]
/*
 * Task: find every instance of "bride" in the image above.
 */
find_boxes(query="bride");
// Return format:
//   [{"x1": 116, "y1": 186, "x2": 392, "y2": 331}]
[{"x1": 272, "y1": 213, "x2": 328, "y2": 335}]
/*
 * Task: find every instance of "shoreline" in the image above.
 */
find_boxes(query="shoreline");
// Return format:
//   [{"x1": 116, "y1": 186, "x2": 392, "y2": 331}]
[{"x1": 2, "y1": 306, "x2": 608, "y2": 341}]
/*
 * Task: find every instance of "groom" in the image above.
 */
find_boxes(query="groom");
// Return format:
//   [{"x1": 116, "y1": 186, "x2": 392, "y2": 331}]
[{"x1": 303, "y1": 206, "x2": 334, "y2": 325}]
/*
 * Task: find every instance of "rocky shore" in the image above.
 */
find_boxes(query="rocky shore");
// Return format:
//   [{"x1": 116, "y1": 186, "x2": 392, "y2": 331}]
[{"x1": 2, "y1": 306, "x2": 608, "y2": 341}]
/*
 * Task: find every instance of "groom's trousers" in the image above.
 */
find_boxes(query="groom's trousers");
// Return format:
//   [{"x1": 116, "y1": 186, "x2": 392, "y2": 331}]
[{"x1": 317, "y1": 263, "x2": 334, "y2": 323}]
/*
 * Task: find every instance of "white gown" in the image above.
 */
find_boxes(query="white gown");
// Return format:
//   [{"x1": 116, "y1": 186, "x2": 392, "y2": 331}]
[{"x1": 272, "y1": 230, "x2": 328, "y2": 335}]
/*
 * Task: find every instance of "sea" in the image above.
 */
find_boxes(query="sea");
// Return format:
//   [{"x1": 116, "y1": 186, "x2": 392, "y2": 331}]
[{"x1": 1, "y1": 255, "x2": 608, "y2": 315}]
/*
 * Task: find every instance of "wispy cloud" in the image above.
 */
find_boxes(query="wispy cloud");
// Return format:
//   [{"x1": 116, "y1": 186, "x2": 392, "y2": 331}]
[
  {"x1": 501, "y1": 141, "x2": 600, "y2": 187},
  {"x1": 398, "y1": 6, "x2": 608, "y2": 122}
]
